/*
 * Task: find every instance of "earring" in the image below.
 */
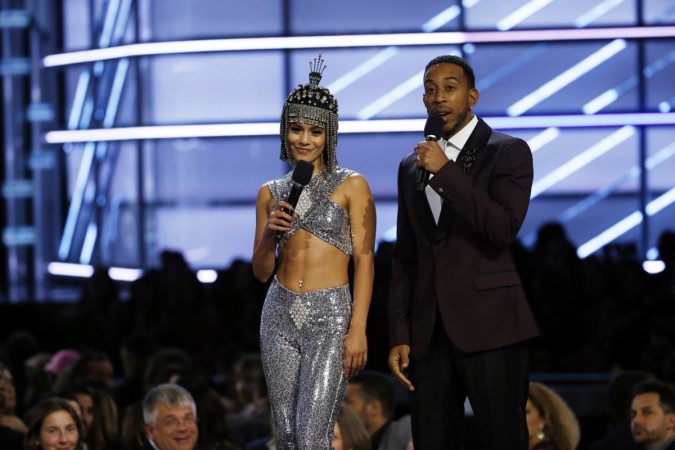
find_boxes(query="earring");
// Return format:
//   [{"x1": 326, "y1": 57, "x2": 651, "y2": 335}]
[{"x1": 537, "y1": 429, "x2": 545, "y2": 441}]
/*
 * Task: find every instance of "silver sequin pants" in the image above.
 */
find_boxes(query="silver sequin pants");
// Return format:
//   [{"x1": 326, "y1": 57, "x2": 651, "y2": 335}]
[{"x1": 260, "y1": 276, "x2": 352, "y2": 450}]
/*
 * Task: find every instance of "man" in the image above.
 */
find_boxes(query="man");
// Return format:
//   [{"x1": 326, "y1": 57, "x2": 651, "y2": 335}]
[
  {"x1": 630, "y1": 379, "x2": 675, "y2": 450},
  {"x1": 388, "y1": 54, "x2": 540, "y2": 450},
  {"x1": 144, "y1": 383, "x2": 199, "y2": 450},
  {"x1": 590, "y1": 371, "x2": 653, "y2": 450},
  {"x1": 344, "y1": 371, "x2": 412, "y2": 450}
]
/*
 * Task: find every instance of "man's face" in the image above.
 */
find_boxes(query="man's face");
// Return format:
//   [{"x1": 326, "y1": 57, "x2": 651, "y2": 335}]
[
  {"x1": 422, "y1": 62, "x2": 478, "y2": 140},
  {"x1": 146, "y1": 403, "x2": 198, "y2": 450},
  {"x1": 343, "y1": 384, "x2": 369, "y2": 429},
  {"x1": 631, "y1": 392, "x2": 675, "y2": 447}
]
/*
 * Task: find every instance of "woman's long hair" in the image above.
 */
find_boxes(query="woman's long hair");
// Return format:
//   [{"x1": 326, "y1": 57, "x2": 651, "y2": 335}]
[
  {"x1": 529, "y1": 382, "x2": 580, "y2": 450},
  {"x1": 23, "y1": 398, "x2": 85, "y2": 450},
  {"x1": 335, "y1": 407, "x2": 371, "y2": 450}
]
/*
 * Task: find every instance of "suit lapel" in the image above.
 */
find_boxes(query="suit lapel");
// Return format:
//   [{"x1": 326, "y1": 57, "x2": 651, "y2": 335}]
[{"x1": 433, "y1": 117, "x2": 493, "y2": 243}]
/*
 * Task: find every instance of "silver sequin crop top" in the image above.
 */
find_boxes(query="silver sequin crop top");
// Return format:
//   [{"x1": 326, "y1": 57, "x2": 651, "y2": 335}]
[{"x1": 267, "y1": 167, "x2": 354, "y2": 255}]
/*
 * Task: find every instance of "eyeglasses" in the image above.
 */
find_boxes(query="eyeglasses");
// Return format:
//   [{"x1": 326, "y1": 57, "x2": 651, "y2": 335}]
[{"x1": 159, "y1": 414, "x2": 198, "y2": 430}]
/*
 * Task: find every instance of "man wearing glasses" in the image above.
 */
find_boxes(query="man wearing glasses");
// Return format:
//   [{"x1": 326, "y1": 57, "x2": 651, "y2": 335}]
[{"x1": 144, "y1": 383, "x2": 199, "y2": 450}]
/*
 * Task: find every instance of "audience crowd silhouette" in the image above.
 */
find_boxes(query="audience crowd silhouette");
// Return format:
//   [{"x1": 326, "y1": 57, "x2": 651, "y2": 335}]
[{"x1": 1, "y1": 223, "x2": 674, "y2": 449}]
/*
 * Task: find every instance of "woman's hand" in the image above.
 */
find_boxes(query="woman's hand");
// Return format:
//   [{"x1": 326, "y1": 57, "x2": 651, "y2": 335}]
[
  {"x1": 343, "y1": 329, "x2": 367, "y2": 378},
  {"x1": 267, "y1": 200, "x2": 298, "y2": 235}
]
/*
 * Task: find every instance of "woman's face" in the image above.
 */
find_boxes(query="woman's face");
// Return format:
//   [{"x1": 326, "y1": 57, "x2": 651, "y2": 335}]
[
  {"x1": 525, "y1": 399, "x2": 546, "y2": 448},
  {"x1": 37, "y1": 409, "x2": 79, "y2": 450},
  {"x1": 287, "y1": 122, "x2": 326, "y2": 171},
  {"x1": 332, "y1": 421, "x2": 344, "y2": 450}
]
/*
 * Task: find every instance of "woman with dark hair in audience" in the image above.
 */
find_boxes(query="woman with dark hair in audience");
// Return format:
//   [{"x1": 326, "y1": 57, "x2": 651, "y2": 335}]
[
  {"x1": 526, "y1": 382, "x2": 580, "y2": 450},
  {"x1": 179, "y1": 378, "x2": 243, "y2": 449},
  {"x1": 23, "y1": 397, "x2": 85, "y2": 450},
  {"x1": 87, "y1": 385, "x2": 120, "y2": 450}
]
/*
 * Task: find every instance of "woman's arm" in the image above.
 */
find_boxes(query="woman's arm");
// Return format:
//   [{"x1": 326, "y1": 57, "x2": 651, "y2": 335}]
[
  {"x1": 252, "y1": 185, "x2": 277, "y2": 282},
  {"x1": 343, "y1": 173, "x2": 376, "y2": 378}
]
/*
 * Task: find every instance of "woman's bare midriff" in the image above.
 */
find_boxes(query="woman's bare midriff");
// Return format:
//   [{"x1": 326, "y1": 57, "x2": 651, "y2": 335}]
[{"x1": 276, "y1": 229, "x2": 350, "y2": 293}]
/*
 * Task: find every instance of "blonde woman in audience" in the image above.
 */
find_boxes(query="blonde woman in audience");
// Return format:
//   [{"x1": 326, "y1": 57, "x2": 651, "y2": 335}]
[
  {"x1": 526, "y1": 381, "x2": 580, "y2": 450},
  {"x1": 333, "y1": 406, "x2": 372, "y2": 450}
]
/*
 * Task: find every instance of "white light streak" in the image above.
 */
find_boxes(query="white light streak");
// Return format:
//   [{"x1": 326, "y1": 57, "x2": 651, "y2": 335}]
[
  {"x1": 528, "y1": 128, "x2": 560, "y2": 153},
  {"x1": 43, "y1": 113, "x2": 675, "y2": 144},
  {"x1": 575, "y1": 0, "x2": 625, "y2": 28},
  {"x1": 356, "y1": 71, "x2": 424, "y2": 120},
  {"x1": 583, "y1": 89, "x2": 619, "y2": 114},
  {"x1": 422, "y1": 6, "x2": 461, "y2": 32},
  {"x1": 48, "y1": 262, "x2": 219, "y2": 283},
  {"x1": 42, "y1": 27, "x2": 675, "y2": 68},
  {"x1": 327, "y1": 47, "x2": 399, "y2": 94},
  {"x1": 577, "y1": 186, "x2": 675, "y2": 258},
  {"x1": 531, "y1": 125, "x2": 635, "y2": 198},
  {"x1": 497, "y1": 0, "x2": 555, "y2": 31},
  {"x1": 507, "y1": 39, "x2": 627, "y2": 116}
]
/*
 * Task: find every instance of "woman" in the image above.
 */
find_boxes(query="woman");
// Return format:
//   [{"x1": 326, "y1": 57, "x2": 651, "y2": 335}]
[
  {"x1": 253, "y1": 54, "x2": 376, "y2": 449},
  {"x1": 23, "y1": 397, "x2": 84, "y2": 450},
  {"x1": 526, "y1": 382, "x2": 580, "y2": 450},
  {"x1": 332, "y1": 407, "x2": 371, "y2": 450}
]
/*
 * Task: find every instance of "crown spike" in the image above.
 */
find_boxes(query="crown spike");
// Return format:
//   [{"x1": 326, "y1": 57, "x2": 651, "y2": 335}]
[{"x1": 308, "y1": 53, "x2": 326, "y2": 86}]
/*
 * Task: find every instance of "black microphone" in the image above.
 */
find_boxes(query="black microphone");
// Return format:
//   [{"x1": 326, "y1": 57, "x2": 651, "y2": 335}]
[
  {"x1": 416, "y1": 114, "x2": 445, "y2": 192},
  {"x1": 275, "y1": 160, "x2": 314, "y2": 242}
]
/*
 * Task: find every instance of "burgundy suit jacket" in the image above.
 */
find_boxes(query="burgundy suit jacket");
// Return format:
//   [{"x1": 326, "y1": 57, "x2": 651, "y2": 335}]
[{"x1": 389, "y1": 117, "x2": 541, "y2": 358}]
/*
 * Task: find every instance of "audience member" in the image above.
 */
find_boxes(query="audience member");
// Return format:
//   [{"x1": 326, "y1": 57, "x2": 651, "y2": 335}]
[
  {"x1": 69, "y1": 350, "x2": 115, "y2": 390},
  {"x1": 70, "y1": 385, "x2": 94, "y2": 442},
  {"x1": 630, "y1": 379, "x2": 675, "y2": 450},
  {"x1": 44, "y1": 348, "x2": 80, "y2": 391},
  {"x1": 143, "y1": 347, "x2": 193, "y2": 392},
  {"x1": 88, "y1": 385, "x2": 121, "y2": 450},
  {"x1": 0, "y1": 379, "x2": 24, "y2": 450},
  {"x1": 121, "y1": 401, "x2": 147, "y2": 450},
  {"x1": 179, "y1": 378, "x2": 243, "y2": 449},
  {"x1": 23, "y1": 397, "x2": 85, "y2": 450},
  {"x1": 115, "y1": 333, "x2": 159, "y2": 411},
  {"x1": 526, "y1": 381, "x2": 580, "y2": 450},
  {"x1": 590, "y1": 371, "x2": 653, "y2": 450},
  {"x1": 143, "y1": 383, "x2": 199, "y2": 450},
  {"x1": 22, "y1": 352, "x2": 53, "y2": 413},
  {"x1": 344, "y1": 371, "x2": 412, "y2": 450},
  {"x1": 0, "y1": 362, "x2": 28, "y2": 432},
  {"x1": 226, "y1": 353, "x2": 270, "y2": 445},
  {"x1": 333, "y1": 406, "x2": 372, "y2": 450},
  {"x1": 2, "y1": 330, "x2": 40, "y2": 412}
]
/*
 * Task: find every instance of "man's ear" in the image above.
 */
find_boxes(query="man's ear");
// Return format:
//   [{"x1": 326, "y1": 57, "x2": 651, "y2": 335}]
[
  {"x1": 666, "y1": 412, "x2": 675, "y2": 432},
  {"x1": 145, "y1": 423, "x2": 155, "y2": 440},
  {"x1": 469, "y1": 88, "x2": 479, "y2": 111}
]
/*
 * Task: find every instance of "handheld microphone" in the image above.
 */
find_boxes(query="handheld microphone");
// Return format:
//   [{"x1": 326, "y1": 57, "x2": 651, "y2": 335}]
[
  {"x1": 416, "y1": 114, "x2": 445, "y2": 192},
  {"x1": 275, "y1": 160, "x2": 314, "y2": 242}
]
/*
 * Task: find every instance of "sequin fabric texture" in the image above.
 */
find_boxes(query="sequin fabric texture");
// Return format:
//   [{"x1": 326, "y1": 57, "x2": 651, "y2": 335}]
[
  {"x1": 260, "y1": 277, "x2": 352, "y2": 450},
  {"x1": 267, "y1": 167, "x2": 353, "y2": 255}
]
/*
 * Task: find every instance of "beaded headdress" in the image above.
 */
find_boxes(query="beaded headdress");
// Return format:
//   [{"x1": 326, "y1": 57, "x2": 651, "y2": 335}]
[{"x1": 280, "y1": 54, "x2": 339, "y2": 172}]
